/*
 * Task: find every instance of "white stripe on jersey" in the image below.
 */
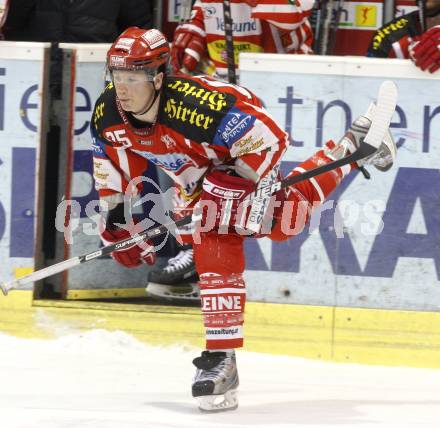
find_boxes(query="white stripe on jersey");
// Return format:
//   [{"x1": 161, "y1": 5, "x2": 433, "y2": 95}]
[
  {"x1": 265, "y1": 19, "x2": 304, "y2": 31},
  {"x1": 269, "y1": 23, "x2": 284, "y2": 52},
  {"x1": 200, "y1": 287, "x2": 247, "y2": 295},
  {"x1": 201, "y1": 141, "x2": 221, "y2": 162},
  {"x1": 254, "y1": 3, "x2": 308, "y2": 13},
  {"x1": 392, "y1": 41, "x2": 405, "y2": 59},
  {"x1": 198, "y1": 76, "x2": 253, "y2": 99},
  {"x1": 256, "y1": 143, "x2": 279, "y2": 177},
  {"x1": 294, "y1": 166, "x2": 325, "y2": 202}
]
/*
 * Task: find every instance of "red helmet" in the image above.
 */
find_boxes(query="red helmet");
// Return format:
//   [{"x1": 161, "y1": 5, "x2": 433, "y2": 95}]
[{"x1": 107, "y1": 27, "x2": 170, "y2": 72}]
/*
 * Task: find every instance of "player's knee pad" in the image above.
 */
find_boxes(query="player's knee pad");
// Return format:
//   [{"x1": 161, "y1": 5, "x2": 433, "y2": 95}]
[
  {"x1": 193, "y1": 232, "x2": 245, "y2": 275},
  {"x1": 199, "y1": 272, "x2": 246, "y2": 350}
]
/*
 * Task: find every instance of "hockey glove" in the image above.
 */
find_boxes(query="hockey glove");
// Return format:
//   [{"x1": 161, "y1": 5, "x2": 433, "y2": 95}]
[
  {"x1": 198, "y1": 169, "x2": 256, "y2": 233},
  {"x1": 100, "y1": 220, "x2": 156, "y2": 268},
  {"x1": 171, "y1": 23, "x2": 206, "y2": 73},
  {"x1": 410, "y1": 26, "x2": 440, "y2": 73}
]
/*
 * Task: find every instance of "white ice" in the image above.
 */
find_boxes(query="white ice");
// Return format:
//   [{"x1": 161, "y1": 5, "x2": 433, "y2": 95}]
[{"x1": 0, "y1": 329, "x2": 439, "y2": 428}]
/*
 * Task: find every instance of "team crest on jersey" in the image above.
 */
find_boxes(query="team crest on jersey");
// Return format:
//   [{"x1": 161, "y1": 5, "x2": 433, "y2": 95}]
[{"x1": 161, "y1": 134, "x2": 177, "y2": 150}]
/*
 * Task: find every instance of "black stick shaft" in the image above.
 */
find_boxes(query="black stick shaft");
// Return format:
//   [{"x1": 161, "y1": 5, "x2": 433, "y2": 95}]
[
  {"x1": 223, "y1": 0, "x2": 237, "y2": 84},
  {"x1": 417, "y1": 0, "x2": 426, "y2": 33}
]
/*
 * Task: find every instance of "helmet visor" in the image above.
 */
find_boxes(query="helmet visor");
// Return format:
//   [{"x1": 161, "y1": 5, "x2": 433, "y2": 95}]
[{"x1": 108, "y1": 69, "x2": 156, "y2": 85}]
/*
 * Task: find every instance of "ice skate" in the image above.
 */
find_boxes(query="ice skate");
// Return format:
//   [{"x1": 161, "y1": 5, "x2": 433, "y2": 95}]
[
  {"x1": 192, "y1": 350, "x2": 239, "y2": 412},
  {"x1": 325, "y1": 103, "x2": 397, "y2": 172},
  {"x1": 146, "y1": 245, "x2": 200, "y2": 302}
]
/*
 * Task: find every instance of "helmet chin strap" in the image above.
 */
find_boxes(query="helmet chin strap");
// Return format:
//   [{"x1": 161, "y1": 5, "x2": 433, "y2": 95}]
[{"x1": 130, "y1": 82, "x2": 161, "y2": 118}]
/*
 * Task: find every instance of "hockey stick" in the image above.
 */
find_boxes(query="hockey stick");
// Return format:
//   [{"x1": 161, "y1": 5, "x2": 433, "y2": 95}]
[
  {"x1": 0, "y1": 81, "x2": 397, "y2": 296},
  {"x1": 327, "y1": 0, "x2": 345, "y2": 55},
  {"x1": 222, "y1": 0, "x2": 237, "y2": 84},
  {"x1": 318, "y1": 0, "x2": 334, "y2": 55},
  {"x1": 417, "y1": 0, "x2": 426, "y2": 33}
]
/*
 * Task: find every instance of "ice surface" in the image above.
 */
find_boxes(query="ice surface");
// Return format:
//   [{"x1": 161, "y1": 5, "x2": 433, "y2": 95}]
[{"x1": 0, "y1": 329, "x2": 439, "y2": 428}]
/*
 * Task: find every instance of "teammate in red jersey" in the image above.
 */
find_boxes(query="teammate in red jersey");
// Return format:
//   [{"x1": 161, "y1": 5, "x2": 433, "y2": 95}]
[
  {"x1": 367, "y1": 0, "x2": 440, "y2": 73},
  {"x1": 171, "y1": 0, "x2": 314, "y2": 78},
  {"x1": 92, "y1": 27, "x2": 396, "y2": 411}
]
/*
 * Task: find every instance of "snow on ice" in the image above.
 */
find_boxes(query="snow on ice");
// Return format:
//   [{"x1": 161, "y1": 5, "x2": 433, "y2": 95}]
[{"x1": 0, "y1": 329, "x2": 439, "y2": 428}]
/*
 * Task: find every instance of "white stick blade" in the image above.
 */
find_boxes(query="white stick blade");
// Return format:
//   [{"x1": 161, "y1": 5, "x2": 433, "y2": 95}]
[{"x1": 364, "y1": 80, "x2": 398, "y2": 149}]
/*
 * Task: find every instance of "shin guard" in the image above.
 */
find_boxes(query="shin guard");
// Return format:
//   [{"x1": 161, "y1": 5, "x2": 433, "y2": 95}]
[{"x1": 199, "y1": 273, "x2": 246, "y2": 350}]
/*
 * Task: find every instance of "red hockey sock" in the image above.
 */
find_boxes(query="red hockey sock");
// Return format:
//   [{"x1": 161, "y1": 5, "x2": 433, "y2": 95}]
[
  {"x1": 199, "y1": 272, "x2": 246, "y2": 350},
  {"x1": 291, "y1": 140, "x2": 354, "y2": 204},
  {"x1": 269, "y1": 140, "x2": 355, "y2": 242}
]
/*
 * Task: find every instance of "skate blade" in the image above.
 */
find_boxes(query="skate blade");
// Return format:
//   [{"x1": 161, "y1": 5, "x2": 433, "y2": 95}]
[
  {"x1": 196, "y1": 389, "x2": 238, "y2": 412},
  {"x1": 146, "y1": 282, "x2": 200, "y2": 302}
]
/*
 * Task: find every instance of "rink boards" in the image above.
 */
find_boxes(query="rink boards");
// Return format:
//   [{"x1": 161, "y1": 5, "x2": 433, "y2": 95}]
[{"x1": 1, "y1": 290, "x2": 440, "y2": 368}]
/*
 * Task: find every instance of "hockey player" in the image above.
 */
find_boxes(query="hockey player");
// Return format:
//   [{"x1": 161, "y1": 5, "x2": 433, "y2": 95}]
[
  {"x1": 171, "y1": 0, "x2": 314, "y2": 79},
  {"x1": 367, "y1": 0, "x2": 440, "y2": 73},
  {"x1": 150, "y1": 0, "x2": 315, "y2": 302},
  {"x1": 92, "y1": 27, "x2": 397, "y2": 412}
]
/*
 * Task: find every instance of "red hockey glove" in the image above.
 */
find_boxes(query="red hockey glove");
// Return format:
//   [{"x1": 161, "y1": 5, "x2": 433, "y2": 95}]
[
  {"x1": 171, "y1": 23, "x2": 206, "y2": 73},
  {"x1": 198, "y1": 169, "x2": 256, "y2": 233},
  {"x1": 100, "y1": 220, "x2": 156, "y2": 268},
  {"x1": 410, "y1": 26, "x2": 440, "y2": 73}
]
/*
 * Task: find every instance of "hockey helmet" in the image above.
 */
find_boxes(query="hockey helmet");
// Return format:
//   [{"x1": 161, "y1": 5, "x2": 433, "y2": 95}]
[{"x1": 107, "y1": 27, "x2": 170, "y2": 78}]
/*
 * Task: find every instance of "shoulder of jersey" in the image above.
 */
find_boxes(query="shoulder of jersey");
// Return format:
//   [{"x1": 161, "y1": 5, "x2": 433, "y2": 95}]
[
  {"x1": 92, "y1": 82, "x2": 121, "y2": 135},
  {"x1": 376, "y1": 10, "x2": 419, "y2": 34},
  {"x1": 164, "y1": 73, "x2": 242, "y2": 97}
]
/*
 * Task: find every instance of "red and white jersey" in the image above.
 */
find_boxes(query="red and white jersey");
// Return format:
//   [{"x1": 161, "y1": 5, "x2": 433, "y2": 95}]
[
  {"x1": 186, "y1": 0, "x2": 314, "y2": 77},
  {"x1": 91, "y1": 74, "x2": 289, "y2": 202}
]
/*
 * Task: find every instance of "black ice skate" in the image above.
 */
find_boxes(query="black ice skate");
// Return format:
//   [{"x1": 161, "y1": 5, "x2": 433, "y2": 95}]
[
  {"x1": 146, "y1": 245, "x2": 200, "y2": 303},
  {"x1": 325, "y1": 103, "x2": 397, "y2": 172},
  {"x1": 192, "y1": 350, "x2": 239, "y2": 412}
]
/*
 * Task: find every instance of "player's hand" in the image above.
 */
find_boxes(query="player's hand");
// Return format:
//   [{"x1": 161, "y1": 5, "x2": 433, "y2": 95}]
[
  {"x1": 100, "y1": 220, "x2": 156, "y2": 268},
  {"x1": 171, "y1": 23, "x2": 206, "y2": 73},
  {"x1": 410, "y1": 26, "x2": 440, "y2": 73},
  {"x1": 197, "y1": 169, "x2": 256, "y2": 233}
]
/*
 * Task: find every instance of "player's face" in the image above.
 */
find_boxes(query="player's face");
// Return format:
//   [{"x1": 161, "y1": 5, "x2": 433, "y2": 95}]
[{"x1": 112, "y1": 70, "x2": 155, "y2": 113}]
